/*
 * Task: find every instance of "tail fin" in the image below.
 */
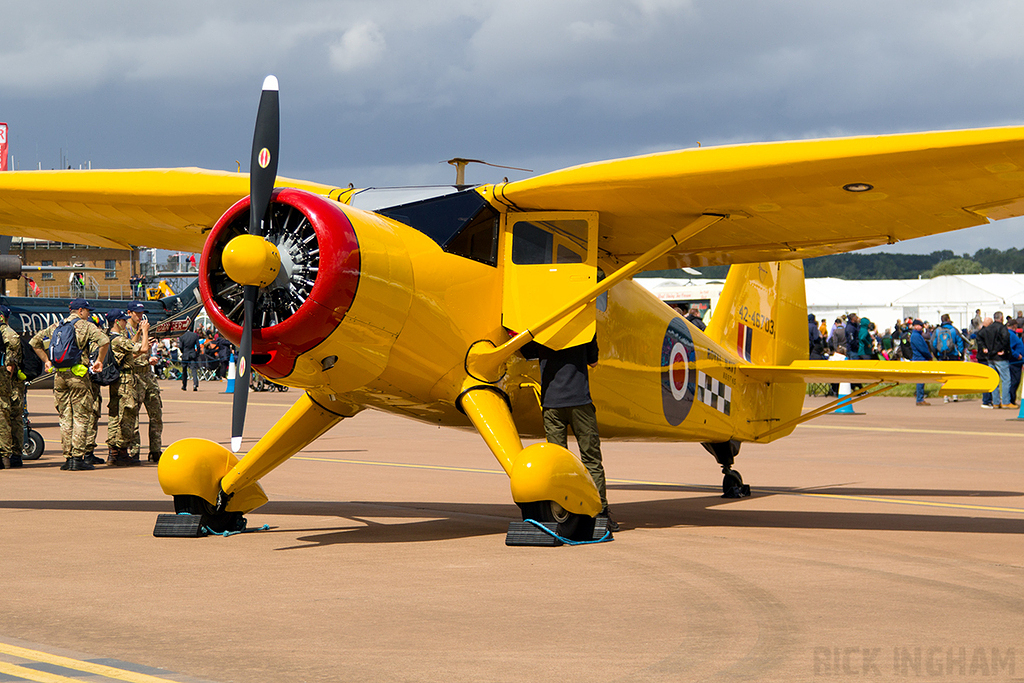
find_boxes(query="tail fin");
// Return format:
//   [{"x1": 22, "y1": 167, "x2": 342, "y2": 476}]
[
  {"x1": 705, "y1": 261, "x2": 807, "y2": 440},
  {"x1": 706, "y1": 260, "x2": 807, "y2": 366}
]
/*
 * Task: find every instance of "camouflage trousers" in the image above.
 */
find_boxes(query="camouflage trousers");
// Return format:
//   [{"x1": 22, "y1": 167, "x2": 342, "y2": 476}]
[
  {"x1": 10, "y1": 381, "x2": 25, "y2": 458},
  {"x1": 107, "y1": 374, "x2": 142, "y2": 450},
  {"x1": 88, "y1": 381, "x2": 101, "y2": 455},
  {"x1": 0, "y1": 372, "x2": 14, "y2": 458},
  {"x1": 131, "y1": 371, "x2": 163, "y2": 456},
  {"x1": 54, "y1": 370, "x2": 97, "y2": 460}
]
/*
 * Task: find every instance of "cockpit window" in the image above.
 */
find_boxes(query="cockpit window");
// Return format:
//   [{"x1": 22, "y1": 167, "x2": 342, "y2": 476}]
[
  {"x1": 377, "y1": 189, "x2": 499, "y2": 266},
  {"x1": 510, "y1": 218, "x2": 588, "y2": 265}
]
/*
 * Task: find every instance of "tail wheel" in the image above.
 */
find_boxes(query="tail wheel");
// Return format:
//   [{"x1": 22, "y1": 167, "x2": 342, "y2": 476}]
[{"x1": 722, "y1": 469, "x2": 751, "y2": 498}]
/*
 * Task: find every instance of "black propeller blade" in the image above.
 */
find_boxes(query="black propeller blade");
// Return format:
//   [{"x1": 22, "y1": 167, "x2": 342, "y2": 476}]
[{"x1": 232, "y1": 75, "x2": 279, "y2": 453}]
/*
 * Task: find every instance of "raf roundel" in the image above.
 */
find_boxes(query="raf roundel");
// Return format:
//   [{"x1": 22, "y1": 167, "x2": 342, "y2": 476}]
[
  {"x1": 258, "y1": 147, "x2": 271, "y2": 169},
  {"x1": 660, "y1": 318, "x2": 696, "y2": 426}
]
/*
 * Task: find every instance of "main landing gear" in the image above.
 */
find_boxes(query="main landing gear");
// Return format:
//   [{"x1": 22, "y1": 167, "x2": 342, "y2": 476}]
[
  {"x1": 457, "y1": 385, "x2": 606, "y2": 545},
  {"x1": 702, "y1": 440, "x2": 751, "y2": 499}
]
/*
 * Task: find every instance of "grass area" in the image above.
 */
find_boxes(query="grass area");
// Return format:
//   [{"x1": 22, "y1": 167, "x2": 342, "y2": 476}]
[{"x1": 877, "y1": 383, "x2": 982, "y2": 399}]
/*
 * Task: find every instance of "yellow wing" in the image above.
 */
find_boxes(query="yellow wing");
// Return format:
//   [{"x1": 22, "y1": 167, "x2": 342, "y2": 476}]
[
  {"x1": 0, "y1": 168, "x2": 341, "y2": 251},
  {"x1": 488, "y1": 125, "x2": 1024, "y2": 268},
  {"x1": 3, "y1": 126, "x2": 1024, "y2": 259}
]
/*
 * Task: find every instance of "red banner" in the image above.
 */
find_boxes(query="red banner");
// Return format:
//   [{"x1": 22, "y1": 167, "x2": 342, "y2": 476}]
[{"x1": 0, "y1": 123, "x2": 7, "y2": 171}]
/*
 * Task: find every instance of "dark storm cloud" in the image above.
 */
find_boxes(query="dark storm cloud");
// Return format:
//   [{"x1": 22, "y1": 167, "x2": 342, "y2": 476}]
[{"x1": 2, "y1": 0, "x2": 1024, "y2": 251}]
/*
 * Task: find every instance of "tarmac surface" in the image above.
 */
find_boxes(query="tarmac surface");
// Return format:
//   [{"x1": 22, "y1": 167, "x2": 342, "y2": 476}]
[{"x1": 1, "y1": 381, "x2": 1023, "y2": 682}]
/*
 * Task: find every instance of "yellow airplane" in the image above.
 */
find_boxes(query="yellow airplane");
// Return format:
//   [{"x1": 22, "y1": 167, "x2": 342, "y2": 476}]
[{"x1": 0, "y1": 76, "x2": 1013, "y2": 539}]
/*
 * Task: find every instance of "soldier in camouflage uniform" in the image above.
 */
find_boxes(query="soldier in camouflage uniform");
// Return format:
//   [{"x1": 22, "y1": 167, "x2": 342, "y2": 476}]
[
  {"x1": 124, "y1": 302, "x2": 162, "y2": 463},
  {"x1": 9, "y1": 369, "x2": 26, "y2": 467},
  {"x1": 0, "y1": 306, "x2": 23, "y2": 469},
  {"x1": 30, "y1": 298, "x2": 110, "y2": 471},
  {"x1": 103, "y1": 310, "x2": 125, "y2": 464},
  {"x1": 106, "y1": 310, "x2": 152, "y2": 466},
  {"x1": 6, "y1": 306, "x2": 27, "y2": 466},
  {"x1": 83, "y1": 313, "x2": 107, "y2": 466}
]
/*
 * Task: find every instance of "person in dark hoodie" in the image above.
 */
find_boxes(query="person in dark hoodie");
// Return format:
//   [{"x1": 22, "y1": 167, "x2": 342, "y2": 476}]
[
  {"x1": 844, "y1": 314, "x2": 861, "y2": 360},
  {"x1": 827, "y1": 318, "x2": 846, "y2": 353},
  {"x1": 808, "y1": 314, "x2": 825, "y2": 359},
  {"x1": 1007, "y1": 326, "x2": 1023, "y2": 406},
  {"x1": 910, "y1": 319, "x2": 933, "y2": 406}
]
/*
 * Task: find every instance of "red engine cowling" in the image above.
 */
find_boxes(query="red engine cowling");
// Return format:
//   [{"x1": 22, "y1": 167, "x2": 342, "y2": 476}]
[{"x1": 198, "y1": 188, "x2": 360, "y2": 379}]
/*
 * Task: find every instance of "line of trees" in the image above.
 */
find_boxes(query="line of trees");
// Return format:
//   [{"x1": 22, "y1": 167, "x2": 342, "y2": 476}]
[{"x1": 641, "y1": 247, "x2": 1024, "y2": 280}]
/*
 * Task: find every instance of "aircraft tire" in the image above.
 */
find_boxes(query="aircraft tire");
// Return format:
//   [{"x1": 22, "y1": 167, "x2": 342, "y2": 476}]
[
  {"x1": 172, "y1": 494, "x2": 247, "y2": 534},
  {"x1": 519, "y1": 501, "x2": 593, "y2": 541},
  {"x1": 22, "y1": 430, "x2": 44, "y2": 460}
]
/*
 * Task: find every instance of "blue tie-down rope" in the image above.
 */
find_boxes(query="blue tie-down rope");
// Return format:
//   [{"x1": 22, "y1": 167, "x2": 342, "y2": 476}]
[
  {"x1": 525, "y1": 518, "x2": 614, "y2": 545},
  {"x1": 202, "y1": 523, "x2": 271, "y2": 537},
  {"x1": 173, "y1": 512, "x2": 271, "y2": 537}
]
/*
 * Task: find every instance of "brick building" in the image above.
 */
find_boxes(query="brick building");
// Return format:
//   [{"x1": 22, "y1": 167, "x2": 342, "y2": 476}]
[{"x1": 11, "y1": 238, "x2": 140, "y2": 299}]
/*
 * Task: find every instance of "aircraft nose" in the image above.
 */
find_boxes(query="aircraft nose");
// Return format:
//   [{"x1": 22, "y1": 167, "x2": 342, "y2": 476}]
[{"x1": 199, "y1": 187, "x2": 361, "y2": 378}]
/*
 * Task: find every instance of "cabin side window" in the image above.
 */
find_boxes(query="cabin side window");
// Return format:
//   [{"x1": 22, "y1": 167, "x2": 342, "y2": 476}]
[{"x1": 510, "y1": 219, "x2": 588, "y2": 265}]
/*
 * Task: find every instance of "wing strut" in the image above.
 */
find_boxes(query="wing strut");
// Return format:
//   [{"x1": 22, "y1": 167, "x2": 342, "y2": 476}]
[{"x1": 466, "y1": 213, "x2": 725, "y2": 383}]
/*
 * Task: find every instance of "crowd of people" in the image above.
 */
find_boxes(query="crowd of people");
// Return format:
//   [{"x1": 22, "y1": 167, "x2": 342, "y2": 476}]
[
  {"x1": 808, "y1": 309, "x2": 1024, "y2": 407},
  {"x1": 153, "y1": 326, "x2": 234, "y2": 388},
  {"x1": 0, "y1": 298, "x2": 238, "y2": 472}
]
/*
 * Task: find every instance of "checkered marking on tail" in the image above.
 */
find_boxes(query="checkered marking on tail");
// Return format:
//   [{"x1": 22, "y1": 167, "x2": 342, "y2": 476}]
[{"x1": 697, "y1": 372, "x2": 731, "y2": 415}]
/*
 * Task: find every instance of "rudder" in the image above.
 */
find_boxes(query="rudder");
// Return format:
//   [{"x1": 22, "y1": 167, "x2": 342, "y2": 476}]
[
  {"x1": 705, "y1": 261, "x2": 807, "y2": 439},
  {"x1": 706, "y1": 261, "x2": 807, "y2": 366}
]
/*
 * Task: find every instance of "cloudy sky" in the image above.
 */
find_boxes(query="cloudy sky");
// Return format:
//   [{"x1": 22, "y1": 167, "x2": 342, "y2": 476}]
[{"x1": 4, "y1": 0, "x2": 1024, "y2": 254}]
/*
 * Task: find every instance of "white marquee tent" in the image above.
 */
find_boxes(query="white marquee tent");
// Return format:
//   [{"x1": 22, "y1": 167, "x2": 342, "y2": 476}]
[{"x1": 636, "y1": 273, "x2": 1024, "y2": 332}]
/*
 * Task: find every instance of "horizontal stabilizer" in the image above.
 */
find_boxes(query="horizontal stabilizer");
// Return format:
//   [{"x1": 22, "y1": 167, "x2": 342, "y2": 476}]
[{"x1": 739, "y1": 360, "x2": 998, "y2": 395}]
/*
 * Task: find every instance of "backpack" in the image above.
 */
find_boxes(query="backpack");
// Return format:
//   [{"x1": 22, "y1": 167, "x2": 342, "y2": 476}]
[
  {"x1": 88, "y1": 344, "x2": 121, "y2": 386},
  {"x1": 932, "y1": 325, "x2": 955, "y2": 357},
  {"x1": 899, "y1": 330, "x2": 913, "y2": 360},
  {"x1": 48, "y1": 319, "x2": 83, "y2": 369},
  {"x1": 19, "y1": 336, "x2": 42, "y2": 380}
]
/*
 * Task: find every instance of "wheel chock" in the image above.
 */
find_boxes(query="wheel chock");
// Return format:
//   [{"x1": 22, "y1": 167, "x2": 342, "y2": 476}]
[
  {"x1": 506, "y1": 521, "x2": 562, "y2": 546},
  {"x1": 153, "y1": 513, "x2": 206, "y2": 538},
  {"x1": 505, "y1": 518, "x2": 614, "y2": 546},
  {"x1": 592, "y1": 516, "x2": 612, "y2": 539}
]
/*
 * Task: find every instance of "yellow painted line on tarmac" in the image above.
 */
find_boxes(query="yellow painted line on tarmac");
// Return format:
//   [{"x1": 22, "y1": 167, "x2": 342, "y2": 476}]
[
  {"x1": 163, "y1": 398, "x2": 293, "y2": 407},
  {"x1": 793, "y1": 491, "x2": 1024, "y2": 514},
  {"x1": 612, "y1": 477, "x2": 1024, "y2": 514},
  {"x1": 0, "y1": 661, "x2": 84, "y2": 683},
  {"x1": 293, "y1": 458, "x2": 1024, "y2": 515},
  {"x1": 293, "y1": 455, "x2": 501, "y2": 475},
  {"x1": 799, "y1": 423, "x2": 1024, "y2": 438},
  {"x1": 610, "y1": 479, "x2": 1024, "y2": 516},
  {"x1": 609, "y1": 476, "x2": 1024, "y2": 514},
  {"x1": 0, "y1": 642, "x2": 181, "y2": 683}
]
